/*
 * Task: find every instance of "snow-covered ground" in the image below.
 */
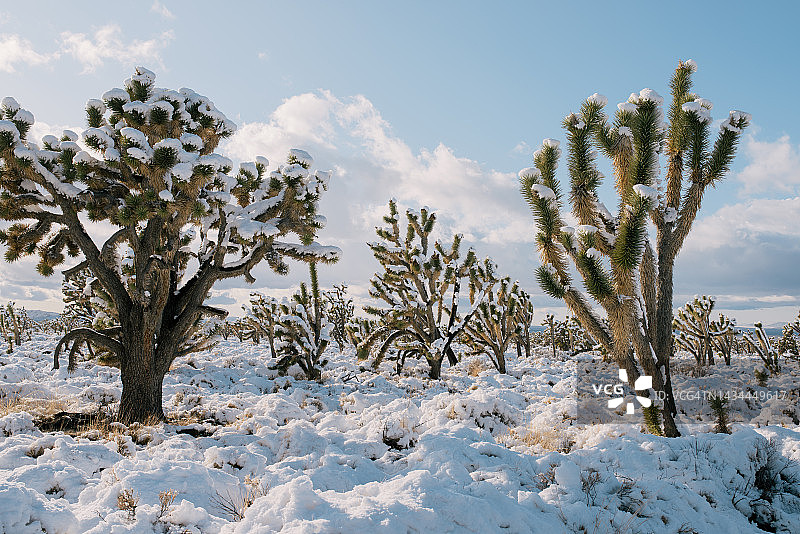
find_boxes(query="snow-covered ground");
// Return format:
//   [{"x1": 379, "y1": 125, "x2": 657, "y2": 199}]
[{"x1": 1, "y1": 333, "x2": 799, "y2": 533}]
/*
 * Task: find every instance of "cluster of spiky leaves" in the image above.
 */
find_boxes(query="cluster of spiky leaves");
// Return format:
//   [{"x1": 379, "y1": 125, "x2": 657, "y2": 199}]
[
  {"x1": 520, "y1": 61, "x2": 750, "y2": 436},
  {"x1": 0, "y1": 67, "x2": 339, "y2": 370},
  {"x1": 744, "y1": 322, "x2": 780, "y2": 374},
  {"x1": 358, "y1": 199, "x2": 477, "y2": 378},
  {"x1": 324, "y1": 283, "x2": 354, "y2": 352},
  {"x1": 273, "y1": 264, "x2": 329, "y2": 380},
  {"x1": 462, "y1": 258, "x2": 521, "y2": 373},
  {"x1": 345, "y1": 316, "x2": 381, "y2": 350},
  {"x1": 62, "y1": 266, "x2": 117, "y2": 330}
]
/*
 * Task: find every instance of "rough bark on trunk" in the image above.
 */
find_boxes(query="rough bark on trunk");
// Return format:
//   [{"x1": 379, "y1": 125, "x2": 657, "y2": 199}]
[
  {"x1": 428, "y1": 356, "x2": 443, "y2": 379},
  {"x1": 117, "y1": 343, "x2": 167, "y2": 423}
]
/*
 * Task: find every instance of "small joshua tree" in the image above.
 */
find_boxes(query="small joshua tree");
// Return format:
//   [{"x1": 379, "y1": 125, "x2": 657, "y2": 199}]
[
  {"x1": 358, "y1": 200, "x2": 477, "y2": 378},
  {"x1": 543, "y1": 313, "x2": 557, "y2": 359},
  {"x1": 273, "y1": 262, "x2": 330, "y2": 380},
  {"x1": 0, "y1": 68, "x2": 339, "y2": 422},
  {"x1": 708, "y1": 393, "x2": 731, "y2": 434},
  {"x1": 243, "y1": 292, "x2": 280, "y2": 355},
  {"x1": 744, "y1": 322, "x2": 780, "y2": 374},
  {"x1": 520, "y1": 60, "x2": 749, "y2": 436},
  {"x1": 325, "y1": 283, "x2": 354, "y2": 352},
  {"x1": 709, "y1": 313, "x2": 737, "y2": 365},
  {"x1": 514, "y1": 289, "x2": 534, "y2": 359},
  {"x1": 673, "y1": 295, "x2": 719, "y2": 366},
  {"x1": 463, "y1": 258, "x2": 519, "y2": 373}
]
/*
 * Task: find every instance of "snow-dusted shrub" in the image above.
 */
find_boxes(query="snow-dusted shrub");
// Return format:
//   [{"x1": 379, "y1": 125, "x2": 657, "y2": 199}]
[
  {"x1": 358, "y1": 200, "x2": 478, "y2": 378},
  {"x1": 520, "y1": 60, "x2": 750, "y2": 436},
  {"x1": 0, "y1": 68, "x2": 339, "y2": 422}
]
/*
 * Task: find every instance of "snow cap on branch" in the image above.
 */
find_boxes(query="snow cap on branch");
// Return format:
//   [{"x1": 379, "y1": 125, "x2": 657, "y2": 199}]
[
  {"x1": 518, "y1": 167, "x2": 540, "y2": 179},
  {"x1": 632, "y1": 184, "x2": 659, "y2": 202},
  {"x1": 587, "y1": 93, "x2": 608, "y2": 106}
]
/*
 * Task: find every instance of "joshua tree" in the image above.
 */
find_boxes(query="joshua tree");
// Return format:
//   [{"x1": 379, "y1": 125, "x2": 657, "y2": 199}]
[
  {"x1": 743, "y1": 322, "x2": 780, "y2": 374},
  {"x1": 0, "y1": 302, "x2": 31, "y2": 352},
  {"x1": 325, "y1": 283, "x2": 354, "y2": 352},
  {"x1": 273, "y1": 263, "x2": 330, "y2": 380},
  {"x1": 462, "y1": 258, "x2": 519, "y2": 373},
  {"x1": 673, "y1": 295, "x2": 719, "y2": 366},
  {"x1": 514, "y1": 289, "x2": 534, "y2": 359},
  {"x1": 0, "y1": 67, "x2": 339, "y2": 422},
  {"x1": 709, "y1": 313, "x2": 737, "y2": 365},
  {"x1": 243, "y1": 292, "x2": 281, "y2": 355},
  {"x1": 543, "y1": 313, "x2": 557, "y2": 359},
  {"x1": 520, "y1": 60, "x2": 749, "y2": 436},
  {"x1": 779, "y1": 311, "x2": 800, "y2": 357},
  {"x1": 358, "y1": 200, "x2": 477, "y2": 378}
]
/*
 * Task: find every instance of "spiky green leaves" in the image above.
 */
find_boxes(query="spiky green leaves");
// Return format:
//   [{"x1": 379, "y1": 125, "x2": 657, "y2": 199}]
[
  {"x1": 536, "y1": 264, "x2": 565, "y2": 299},
  {"x1": 704, "y1": 111, "x2": 749, "y2": 185}
]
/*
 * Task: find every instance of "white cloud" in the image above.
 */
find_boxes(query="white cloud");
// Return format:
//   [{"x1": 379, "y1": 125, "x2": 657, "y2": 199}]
[
  {"x1": 736, "y1": 134, "x2": 800, "y2": 196},
  {"x1": 684, "y1": 197, "x2": 800, "y2": 252},
  {"x1": 512, "y1": 140, "x2": 532, "y2": 155},
  {"x1": 223, "y1": 90, "x2": 533, "y2": 247},
  {"x1": 59, "y1": 25, "x2": 175, "y2": 73},
  {"x1": 150, "y1": 1, "x2": 174, "y2": 19},
  {"x1": 0, "y1": 34, "x2": 54, "y2": 72}
]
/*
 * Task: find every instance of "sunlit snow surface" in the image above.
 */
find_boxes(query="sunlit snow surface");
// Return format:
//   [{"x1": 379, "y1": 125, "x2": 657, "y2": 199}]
[{"x1": 1, "y1": 334, "x2": 799, "y2": 533}]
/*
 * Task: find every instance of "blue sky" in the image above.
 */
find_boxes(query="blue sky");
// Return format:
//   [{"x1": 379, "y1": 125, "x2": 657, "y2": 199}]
[{"x1": 1, "y1": 1, "x2": 799, "y2": 325}]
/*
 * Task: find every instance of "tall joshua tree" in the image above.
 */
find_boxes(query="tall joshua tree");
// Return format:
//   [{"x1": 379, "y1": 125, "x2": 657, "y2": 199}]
[
  {"x1": 520, "y1": 60, "x2": 749, "y2": 436},
  {"x1": 0, "y1": 67, "x2": 339, "y2": 422}
]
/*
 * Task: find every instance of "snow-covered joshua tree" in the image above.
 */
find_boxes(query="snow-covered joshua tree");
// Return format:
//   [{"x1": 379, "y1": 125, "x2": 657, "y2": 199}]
[
  {"x1": 0, "y1": 67, "x2": 339, "y2": 422},
  {"x1": 520, "y1": 60, "x2": 749, "y2": 436},
  {"x1": 358, "y1": 200, "x2": 477, "y2": 378}
]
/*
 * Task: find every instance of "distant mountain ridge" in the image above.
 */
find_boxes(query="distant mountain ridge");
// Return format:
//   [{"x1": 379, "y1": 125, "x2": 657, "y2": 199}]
[{"x1": 21, "y1": 309, "x2": 60, "y2": 322}]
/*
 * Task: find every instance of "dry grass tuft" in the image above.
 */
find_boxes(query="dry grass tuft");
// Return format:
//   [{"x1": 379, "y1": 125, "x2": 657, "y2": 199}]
[
  {"x1": 0, "y1": 394, "x2": 70, "y2": 418},
  {"x1": 498, "y1": 426, "x2": 574, "y2": 453},
  {"x1": 117, "y1": 488, "x2": 139, "y2": 521},
  {"x1": 210, "y1": 475, "x2": 268, "y2": 522},
  {"x1": 467, "y1": 358, "x2": 491, "y2": 377}
]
